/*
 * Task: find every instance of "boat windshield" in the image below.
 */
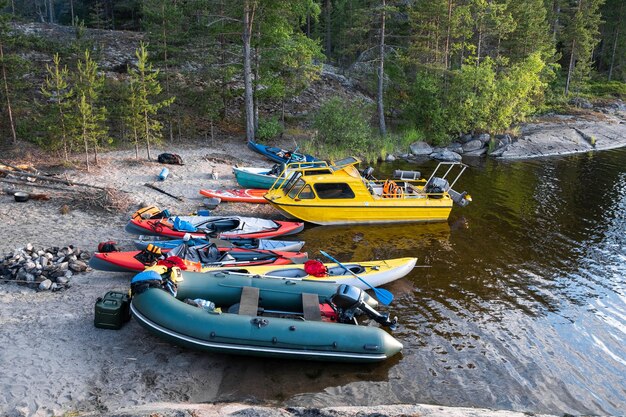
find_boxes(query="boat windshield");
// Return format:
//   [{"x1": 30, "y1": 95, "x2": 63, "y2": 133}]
[
  {"x1": 287, "y1": 178, "x2": 307, "y2": 199},
  {"x1": 282, "y1": 171, "x2": 302, "y2": 193}
]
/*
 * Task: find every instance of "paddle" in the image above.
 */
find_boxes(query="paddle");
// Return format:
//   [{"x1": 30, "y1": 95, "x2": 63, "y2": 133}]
[{"x1": 319, "y1": 250, "x2": 394, "y2": 306}]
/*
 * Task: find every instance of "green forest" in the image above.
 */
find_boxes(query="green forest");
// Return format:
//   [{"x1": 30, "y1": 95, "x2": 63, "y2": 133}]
[{"x1": 0, "y1": 0, "x2": 625, "y2": 161}]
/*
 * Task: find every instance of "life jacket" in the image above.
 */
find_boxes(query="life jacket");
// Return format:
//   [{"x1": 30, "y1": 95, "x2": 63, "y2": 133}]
[
  {"x1": 132, "y1": 206, "x2": 162, "y2": 221},
  {"x1": 157, "y1": 256, "x2": 188, "y2": 270},
  {"x1": 304, "y1": 259, "x2": 328, "y2": 277}
]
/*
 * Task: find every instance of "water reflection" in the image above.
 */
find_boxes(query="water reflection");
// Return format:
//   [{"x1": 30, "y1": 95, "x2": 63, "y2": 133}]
[
  {"x1": 303, "y1": 150, "x2": 625, "y2": 415},
  {"x1": 223, "y1": 149, "x2": 626, "y2": 416}
]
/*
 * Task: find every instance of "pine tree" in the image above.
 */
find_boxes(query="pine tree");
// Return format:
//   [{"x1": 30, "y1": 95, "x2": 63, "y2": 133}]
[
  {"x1": 75, "y1": 49, "x2": 108, "y2": 169},
  {"x1": 0, "y1": 3, "x2": 17, "y2": 144},
  {"x1": 41, "y1": 53, "x2": 75, "y2": 161},
  {"x1": 562, "y1": 0, "x2": 605, "y2": 95},
  {"x1": 126, "y1": 42, "x2": 174, "y2": 160}
]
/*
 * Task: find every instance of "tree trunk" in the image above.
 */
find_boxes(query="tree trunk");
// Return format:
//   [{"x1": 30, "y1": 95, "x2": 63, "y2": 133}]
[
  {"x1": 0, "y1": 41, "x2": 17, "y2": 145},
  {"x1": 242, "y1": 0, "x2": 255, "y2": 142},
  {"x1": 608, "y1": 27, "x2": 618, "y2": 81},
  {"x1": 444, "y1": 0, "x2": 453, "y2": 70},
  {"x1": 253, "y1": 25, "x2": 260, "y2": 134},
  {"x1": 325, "y1": 0, "x2": 332, "y2": 59},
  {"x1": 48, "y1": 0, "x2": 54, "y2": 23},
  {"x1": 83, "y1": 125, "x2": 90, "y2": 172},
  {"x1": 377, "y1": 0, "x2": 386, "y2": 137},
  {"x1": 70, "y1": 0, "x2": 74, "y2": 25},
  {"x1": 552, "y1": 0, "x2": 560, "y2": 41},
  {"x1": 565, "y1": 38, "x2": 576, "y2": 95},
  {"x1": 134, "y1": 125, "x2": 139, "y2": 159},
  {"x1": 144, "y1": 110, "x2": 151, "y2": 160}
]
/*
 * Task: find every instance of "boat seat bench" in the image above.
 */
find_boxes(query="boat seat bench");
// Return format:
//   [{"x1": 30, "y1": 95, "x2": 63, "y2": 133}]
[
  {"x1": 238, "y1": 286, "x2": 260, "y2": 316},
  {"x1": 302, "y1": 293, "x2": 322, "y2": 321}
]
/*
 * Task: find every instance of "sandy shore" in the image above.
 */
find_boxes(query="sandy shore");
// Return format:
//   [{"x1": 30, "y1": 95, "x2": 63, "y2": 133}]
[
  {"x1": 0, "y1": 142, "x2": 278, "y2": 417},
  {"x1": 0, "y1": 137, "x2": 582, "y2": 417}
]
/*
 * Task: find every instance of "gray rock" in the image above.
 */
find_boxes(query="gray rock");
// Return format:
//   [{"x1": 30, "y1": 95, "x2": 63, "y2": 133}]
[
  {"x1": 25, "y1": 243, "x2": 33, "y2": 252},
  {"x1": 570, "y1": 97, "x2": 593, "y2": 109},
  {"x1": 464, "y1": 147, "x2": 488, "y2": 157},
  {"x1": 64, "y1": 270, "x2": 73, "y2": 279},
  {"x1": 38, "y1": 279, "x2": 52, "y2": 291},
  {"x1": 462, "y1": 139, "x2": 484, "y2": 152},
  {"x1": 386, "y1": 154, "x2": 396, "y2": 162},
  {"x1": 495, "y1": 134, "x2": 512, "y2": 145},
  {"x1": 446, "y1": 142, "x2": 464, "y2": 154},
  {"x1": 79, "y1": 251, "x2": 91, "y2": 261},
  {"x1": 459, "y1": 133, "x2": 473, "y2": 143},
  {"x1": 50, "y1": 282, "x2": 59, "y2": 291},
  {"x1": 409, "y1": 141, "x2": 433, "y2": 155},
  {"x1": 488, "y1": 144, "x2": 509, "y2": 157},
  {"x1": 430, "y1": 150, "x2": 462, "y2": 162},
  {"x1": 69, "y1": 261, "x2": 87, "y2": 272},
  {"x1": 25, "y1": 273, "x2": 35, "y2": 282},
  {"x1": 56, "y1": 276, "x2": 69, "y2": 285},
  {"x1": 58, "y1": 261, "x2": 69, "y2": 271},
  {"x1": 476, "y1": 133, "x2": 491, "y2": 143},
  {"x1": 24, "y1": 261, "x2": 37, "y2": 272}
]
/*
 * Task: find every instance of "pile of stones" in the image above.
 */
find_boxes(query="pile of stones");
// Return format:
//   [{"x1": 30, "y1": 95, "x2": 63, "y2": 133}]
[{"x1": 0, "y1": 243, "x2": 91, "y2": 291}]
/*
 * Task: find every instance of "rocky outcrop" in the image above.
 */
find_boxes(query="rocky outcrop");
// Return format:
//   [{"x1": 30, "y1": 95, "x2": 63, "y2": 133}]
[
  {"x1": 498, "y1": 112, "x2": 626, "y2": 159},
  {"x1": 95, "y1": 402, "x2": 558, "y2": 417}
]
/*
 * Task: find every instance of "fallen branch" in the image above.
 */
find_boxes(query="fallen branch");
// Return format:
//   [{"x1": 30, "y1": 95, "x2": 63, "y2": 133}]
[
  {"x1": 0, "y1": 177, "x2": 81, "y2": 192},
  {"x1": 144, "y1": 182, "x2": 184, "y2": 201},
  {"x1": 0, "y1": 167, "x2": 113, "y2": 191}
]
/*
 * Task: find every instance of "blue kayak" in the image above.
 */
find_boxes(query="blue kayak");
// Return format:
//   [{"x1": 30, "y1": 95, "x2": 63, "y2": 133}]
[
  {"x1": 134, "y1": 236, "x2": 305, "y2": 252},
  {"x1": 247, "y1": 140, "x2": 319, "y2": 164}
]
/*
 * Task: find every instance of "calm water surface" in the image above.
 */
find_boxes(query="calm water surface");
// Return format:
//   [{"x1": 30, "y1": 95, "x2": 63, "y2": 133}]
[{"x1": 217, "y1": 148, "x2": 626, "y2": 415}]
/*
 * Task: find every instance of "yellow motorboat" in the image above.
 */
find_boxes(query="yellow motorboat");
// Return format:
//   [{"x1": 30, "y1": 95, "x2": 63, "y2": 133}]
[{"x1": 264, "y1": 157, "x2": 472, "y2": 225}]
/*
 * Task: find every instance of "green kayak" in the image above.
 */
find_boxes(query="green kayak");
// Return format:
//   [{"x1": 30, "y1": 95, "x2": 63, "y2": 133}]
[{"x1": 130, "y1": 270, "x2": 403, "y2": 362}]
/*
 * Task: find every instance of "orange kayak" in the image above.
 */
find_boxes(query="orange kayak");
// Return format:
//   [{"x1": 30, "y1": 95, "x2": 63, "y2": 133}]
[{"x1": 199, "y1": 188, "x2": 268, "y2": 203}]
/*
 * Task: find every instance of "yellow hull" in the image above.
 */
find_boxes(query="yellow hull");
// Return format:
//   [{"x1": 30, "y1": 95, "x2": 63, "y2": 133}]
[
  {"x1": 202, "y1": 257, "x2": 417, "y2": 289},
  {"x1": 266, "y1": 197, "x2": 453, "y2": 225}
]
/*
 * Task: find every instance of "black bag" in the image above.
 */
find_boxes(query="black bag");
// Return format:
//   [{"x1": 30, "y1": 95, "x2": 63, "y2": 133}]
[{"x1": 157, "y1": 153, "x2": 184, "y2": 165}]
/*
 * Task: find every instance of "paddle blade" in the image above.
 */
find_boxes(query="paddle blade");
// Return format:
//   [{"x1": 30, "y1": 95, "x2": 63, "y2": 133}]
[{"x1": 373, "y1": 287, "x2": 394, "y2": 305}]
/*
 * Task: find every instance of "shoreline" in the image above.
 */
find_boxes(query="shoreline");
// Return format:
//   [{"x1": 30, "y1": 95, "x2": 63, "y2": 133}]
[{"x1": 0, "y1": 136, "x2": 614, "y2": 417}]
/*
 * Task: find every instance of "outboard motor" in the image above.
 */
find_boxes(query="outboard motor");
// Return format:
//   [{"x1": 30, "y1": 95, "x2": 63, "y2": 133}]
[
  {"x1": 424, "y1": 177, "x2": 450, "y2": 196},
  {"x1": 330, "y1": 284, "x2": 398, "y2": 330}
]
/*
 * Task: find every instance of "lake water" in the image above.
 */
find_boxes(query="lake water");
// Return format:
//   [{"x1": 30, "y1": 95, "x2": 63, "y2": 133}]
[{"x1": 217, "y1": 148, "x2": 626, "y2": 416}]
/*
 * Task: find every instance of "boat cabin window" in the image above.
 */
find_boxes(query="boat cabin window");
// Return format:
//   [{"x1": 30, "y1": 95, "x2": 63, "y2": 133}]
[
  {"x1": 287, "y1": 178, "x2": 306, "y2": 199},
  {"x1": 298, "y1": 185, "x2": 315, "y2": 199},
  {"x1": 314, "y1": 183, "x2": 355, "y2": 199},
  {"x1": 303, "y1": 168, "x2": 332, "y2": 176}
]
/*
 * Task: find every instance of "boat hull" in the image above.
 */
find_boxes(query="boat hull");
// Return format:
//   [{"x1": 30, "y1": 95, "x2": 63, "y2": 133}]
[
  {"x1": 199, "y1": 188, "x2": 268, "y2": 203},
  {"x1": 211, "y1": 257, "x2": 417, "y2": 289},
  {"x1": 89, "y1": 247, "x2": 307, "y2": 273},
  {"x1": 233, "y1": 166, "x2": 282, "y2": 189},
  {"x1": 266, "y1": 197, "x2": 452, "y2": 225},
  {"x1": 131, "y1": 287, "x2": 402, "y2": 362},
  {"x1": 133, "y1": 237, "x2": 305, "y2": 253},
  {"x1": 247, "y1": 141, "x2": 318, "y2": 164},
  {"x1": 125, "y1": 216, "x2": 304, "y2": 239}
]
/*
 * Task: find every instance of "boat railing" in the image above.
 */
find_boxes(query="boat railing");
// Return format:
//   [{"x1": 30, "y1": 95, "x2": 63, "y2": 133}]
[{"x1": 423, "y1": 162, "x2": 471, "y2": 206}]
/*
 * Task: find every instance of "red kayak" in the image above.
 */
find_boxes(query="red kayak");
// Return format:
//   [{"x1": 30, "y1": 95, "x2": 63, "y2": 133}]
[
  {"x1": 125, "y1": 215, "x2": 304, "y2": 239},
  {"x1": 90, "y1": 244, "x2": 308, "y2": 273},
  {"x1": 199, "y1": 188, "x2": 268, "y2": 203}
]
